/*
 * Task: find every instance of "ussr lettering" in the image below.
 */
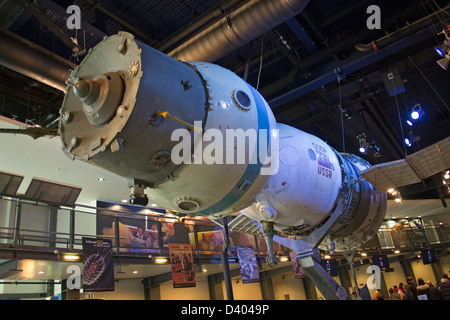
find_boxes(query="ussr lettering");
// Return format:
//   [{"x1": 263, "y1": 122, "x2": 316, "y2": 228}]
[{"x1": 312, "y1": 143, "x2": 333, "y2": 179}]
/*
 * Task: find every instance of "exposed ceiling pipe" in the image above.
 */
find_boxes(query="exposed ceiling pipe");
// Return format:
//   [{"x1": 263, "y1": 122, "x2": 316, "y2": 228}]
[
  {"x1": 168, "y1": 0, "x2": 311, "y2": 62},
  {"x1": 0, "y1": 0, "x2": 311, "y2": 92},
  {"x1": 0, "y1": 28, "x2": 75, "y2": 92},
  {"x1": 260, "y1": 5, "x2": 450, "y2": 99},
  {"x1": 354, "y1": 5, "x2": 450, "y2": 52}
]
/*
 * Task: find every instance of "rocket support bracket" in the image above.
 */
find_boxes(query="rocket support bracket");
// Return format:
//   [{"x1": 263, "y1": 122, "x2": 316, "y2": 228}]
[
  {"x1": 270, "y1": 151, "x2": 355, "y2": 299},
  {"x1": 296, "y1": 248, "x2": 347, "y2": 300},
  {"x1": 262, "y1": 221, "x2": 277, "y2": 268}
]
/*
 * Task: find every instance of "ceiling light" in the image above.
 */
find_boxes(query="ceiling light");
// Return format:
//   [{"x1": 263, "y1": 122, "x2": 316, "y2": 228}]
[
  {"x1": 437, "y1": 56, "x2": 450, "y2": 70},
  {"x1": 62, "y1": 254, "x2": 81, "y2": 261},
  {"x1": 357, "y1": 133, "x2": 368, "y2": 154},
  {"x1": 121, "y1": 199, "x2": 128, "y2": 203},
  {"x1": 394, "y1": 250, "x2": 400, "y2": 254},
  {"x1": 410, "y1": 104, "x2": 422, "y2": 120},
  {"x1": 434, "y1": 44, "x2": 448, "y2": 57},
  {"x1": 38, "y1": 271, "x2": 45, "y2": 274},
  {"x1": 361, "y1": 253, "x2": 367, "y2": 257},
  {"x1": 155, "y1": 257, "x2": 168, "y2": 264},
  {"x1": 98, "y1": 177, "x2": 105, "y2": 181},
  {"x1": 406, "y1": 120, "x2": 413, "y2": 126},
  {"x1": 133, "y1": 271, "x2": 138, "y2": 274},
  {"x1": 387, "y1": 188, "x2": 395, "y2": 194},
  {"x1": 405, "y1": 138, "x2": 412, "y2": 147}
]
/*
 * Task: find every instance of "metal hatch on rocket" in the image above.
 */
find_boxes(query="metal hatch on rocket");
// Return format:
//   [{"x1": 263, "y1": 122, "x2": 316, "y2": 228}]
[{"x1": 59, "y1": 32, "x2": 387, "y2": 297}]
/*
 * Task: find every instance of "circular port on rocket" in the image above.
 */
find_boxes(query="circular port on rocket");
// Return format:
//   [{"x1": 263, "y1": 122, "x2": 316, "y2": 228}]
[{"x1": 71, "y1": 72, "x2": 125, "y2": 127}]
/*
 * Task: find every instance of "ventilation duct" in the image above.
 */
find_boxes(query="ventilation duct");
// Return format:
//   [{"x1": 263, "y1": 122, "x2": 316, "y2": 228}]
[
  {"x1": 0, "y1": 28, "x2": 75, "y2": 92},
  {"x1": 0, "y1": 0, "x2": 310, "y2": 91},
  {"x1": 168, "y1": 0, "x2": 311, "y2": 62}
]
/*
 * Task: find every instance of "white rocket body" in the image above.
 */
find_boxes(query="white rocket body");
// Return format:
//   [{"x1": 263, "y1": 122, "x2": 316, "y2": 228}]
[{"x1": 59, "y1": 32, "x2": 386, "y2": 253}]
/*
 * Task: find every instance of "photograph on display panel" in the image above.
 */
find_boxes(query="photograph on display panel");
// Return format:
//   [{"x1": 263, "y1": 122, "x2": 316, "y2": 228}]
[
  {"x1": 236, "y1": 246, "x2": 260, "y2": 283},
  {"x1": 169, "y1": 243, "x2": 196, "y2": 288}
]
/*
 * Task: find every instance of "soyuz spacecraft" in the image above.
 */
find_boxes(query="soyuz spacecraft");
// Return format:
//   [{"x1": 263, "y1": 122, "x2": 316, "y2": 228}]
[{"x1": 58, "y1": 32, "x2": 387, "y2": 298}]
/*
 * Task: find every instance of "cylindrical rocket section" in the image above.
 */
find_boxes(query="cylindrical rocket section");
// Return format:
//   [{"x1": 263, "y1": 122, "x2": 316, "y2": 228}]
[
  {"x1": 241, "y1": 124, "x2": 386, "y2": 252},
  {"x1": 59, "y1": 32, "x2": 277, "y2": 216},
  {"x1": 59, "y1": 31, "x2": 386, "y2": 252},
  {"x1": 241, "y1": 124, "x2": 343, "y2": 231}
]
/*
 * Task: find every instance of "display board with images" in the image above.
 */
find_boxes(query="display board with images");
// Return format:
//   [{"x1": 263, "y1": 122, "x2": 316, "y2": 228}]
[{"x1": 96, "y1": 201, "x2": 287, "y2": 256}]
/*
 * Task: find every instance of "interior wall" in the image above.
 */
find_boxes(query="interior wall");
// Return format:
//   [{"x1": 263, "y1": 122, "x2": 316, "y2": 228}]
[
  {"x1": 410, "y1": 259, "x2": 437, "y2": 284},
  {"x1": 89, "y1": 279, "x2": 145, "y2": 300},
  {"x1": 222, "y1": 276, "x2": 263, "y2": 300},
  {"x1": 160, "y1": 280, "x2": 210, "y2": 300},
  {"x1": 382, "y1": 261, "x2": 406, "y2": 289},
  {"x1": 0, "y1": 199, "x2": 15, "y2": 244},
  {"x1": 271, "y1": 273, "x2": 307, "y2": 300}
]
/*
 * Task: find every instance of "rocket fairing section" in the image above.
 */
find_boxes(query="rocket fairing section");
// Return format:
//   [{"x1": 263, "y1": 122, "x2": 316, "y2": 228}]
[{"x1": 59, "y1": 32, "x2": 387, "y2": 254}]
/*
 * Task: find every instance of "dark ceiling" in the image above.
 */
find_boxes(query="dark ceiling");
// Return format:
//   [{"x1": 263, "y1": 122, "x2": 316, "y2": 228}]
[{"x1": 0, "y1": 0, "x2": 449, "y2": 200}]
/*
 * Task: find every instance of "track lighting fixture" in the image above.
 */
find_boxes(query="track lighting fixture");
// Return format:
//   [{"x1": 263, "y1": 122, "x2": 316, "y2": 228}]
[
  {"x1": 435, "y1": 29, "x2": 450, "y2": 70},
  {"x1": 410, "y1": 104, "x2": 422, "y2": 120}
]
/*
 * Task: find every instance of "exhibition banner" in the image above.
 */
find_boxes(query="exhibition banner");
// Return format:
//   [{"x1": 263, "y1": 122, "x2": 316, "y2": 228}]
[
  {"x1": 236, "y1": 246, "x2": 260, "y2": 283},
  {"x1": 168, "y1": 243, "x2": 196, "y2": 288},
  {"x1": 82, "y1": 237, "x2": 114, "y2": 292},
  {"x1": 289, "y1": 250, "x2": 307, "y2": 278}
]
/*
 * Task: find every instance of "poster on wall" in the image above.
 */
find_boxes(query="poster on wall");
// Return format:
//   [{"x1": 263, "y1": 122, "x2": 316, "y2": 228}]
[
  {"x1": 82, "y1": 237, "x2": 114, "y2": 292},
  {"x1": 168, "y1": 243, "x2": 196, "y2": 288},
  {"x1": 289, "y1": 250, "x2": 307, "y2": 278},
  {"x1": 236, "y1": 246, "x2": 260, "y2": 283}
]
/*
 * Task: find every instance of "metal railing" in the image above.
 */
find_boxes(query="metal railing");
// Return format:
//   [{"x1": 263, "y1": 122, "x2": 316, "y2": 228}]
[
  {"x1": 0, "y1": 197, "x2": 279, "y2": 257},
  {"x1": 0, "y1": 196, "x2": 449, "y2": 257}
]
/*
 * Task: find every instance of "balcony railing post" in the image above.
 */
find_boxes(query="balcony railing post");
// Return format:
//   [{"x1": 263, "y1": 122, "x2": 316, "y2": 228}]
[
  {"x1": 12, "y1": 199, "x2": 21, "y2": 246},
  {"x1": 114, "y1": 215, "x2": 120, "y2": 253},
  {"x1": 69, "y1": 209, "x2": 75, "y2": 250}
]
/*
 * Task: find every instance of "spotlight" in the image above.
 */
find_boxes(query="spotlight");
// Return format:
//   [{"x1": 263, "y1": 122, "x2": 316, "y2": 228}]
[
  {"x1": 437, "y1": 56, "x2": 450, "y2": 70},
  {"x1": 405, "y1": 138, "x2": 412, "y2": 147},
  {"x1": 410, "y1": 104, "x2": 422, "y2": 120},
  {"x1": 434, "y1": 44, "x2": 448, "y2": 57},
  {"x1": 357, "y1": 133, "x2": 368, "y2": 154}
]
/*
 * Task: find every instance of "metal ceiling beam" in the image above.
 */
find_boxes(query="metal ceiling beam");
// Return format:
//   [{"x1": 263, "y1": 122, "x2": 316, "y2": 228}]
[
  {"x1": 265, "y1": 6, "x2": 450, "y2": 108},
  {"x1": 13, "y1": 0, "x2": 78, "y2": 51},
  {"x1": 83, "y1": 0, "x2": 156, "y2": 45},
  {"x1": 36, "y1": 0, "x2": 107, "y2": 40},
  {"x1": 267, "y1": 16, "x2": 450, "y2": 109},
  {"x1": 285, "y1": 17, "x2": 318, "y2": 53}
]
